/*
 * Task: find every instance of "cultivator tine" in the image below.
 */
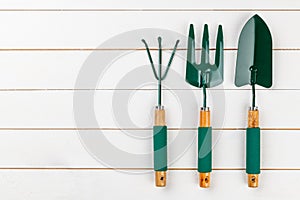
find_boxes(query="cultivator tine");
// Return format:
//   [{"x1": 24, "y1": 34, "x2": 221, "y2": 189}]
[
  {"x1": 201, "y1": 24, "x2": 210, "y2": 64},
  {"x1": 161, "y1": 39, "x2": 179, "y2": 80},
  {"x1": 141, "y1": 39, "x2": 159, "y2": 80}
]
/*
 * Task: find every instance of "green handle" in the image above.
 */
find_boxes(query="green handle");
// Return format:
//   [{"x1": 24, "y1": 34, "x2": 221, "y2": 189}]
[
  {"x1": 198, "y1": 127, "x2": 212, "y2": 173},
  {"x1": 153, "y1": 126, "x2": 167, "y2": 171},
  {"x1": 246, "y1": 127, "x2": 260, "y2": 174}
]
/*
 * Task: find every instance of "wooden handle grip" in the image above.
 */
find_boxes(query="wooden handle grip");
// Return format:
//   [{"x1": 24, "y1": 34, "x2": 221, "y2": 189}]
[
  {"x1": 155, "y1": 108, "x2": 166, "y2": 126},
  {"x1": 154, "y1": 107, "x2": 167, "y2": 187},
  {"x1": 248, "y1": 109, "x2": 259, "y2": 128},
  {"x1": 247, "y1": 108, "x2": 260, "y2": 188},
  {"x1": 200, "y1": 108, "x2": 210, "y2": 127},
  {"x1": 198, "y1": 108, "x2": 211, "y2": 188}
]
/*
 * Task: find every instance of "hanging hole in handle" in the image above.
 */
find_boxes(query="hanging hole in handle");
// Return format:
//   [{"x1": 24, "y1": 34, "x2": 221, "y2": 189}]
[
  {"x1": 204, "y1": 177, "x2": 209, "y2": 183},
  {"x1": 251, "y1": 176, "x2": 256, "y2": 183}
]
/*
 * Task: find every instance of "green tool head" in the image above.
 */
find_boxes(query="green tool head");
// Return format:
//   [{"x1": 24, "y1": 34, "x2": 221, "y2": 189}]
[
  {"x1": 235, "y1": 14, "x2": 273, "y2": 88},
  {"x1": 186, "y1": 24, "x2": 224, "y2": 88}
]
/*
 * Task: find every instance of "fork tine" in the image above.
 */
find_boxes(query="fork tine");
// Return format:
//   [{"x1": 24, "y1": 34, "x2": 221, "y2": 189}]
[
  {"x1": 201, "y1": 24, "x2": 210, "y2": 64},
  {"x1": 215, "y1": 25, "x2": 224, "y2": 69},
  {"x1": 187, "y1": 24, "x2": 195, "y2": 65}
]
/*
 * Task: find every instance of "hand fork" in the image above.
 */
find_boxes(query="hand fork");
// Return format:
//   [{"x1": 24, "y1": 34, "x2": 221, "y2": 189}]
[{"x1": 185, "y1": 24, "x2": 224, "y2": 188}]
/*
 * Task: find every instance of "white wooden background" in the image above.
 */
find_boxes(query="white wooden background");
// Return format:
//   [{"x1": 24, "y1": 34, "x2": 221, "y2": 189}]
[{"x1": 1, "y1": 0, "x2": 300, "y2": 199}]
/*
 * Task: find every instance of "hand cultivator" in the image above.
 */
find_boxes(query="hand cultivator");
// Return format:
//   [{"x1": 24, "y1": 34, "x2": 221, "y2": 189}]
[{"x1": 142, "y1": 37, "x2": 179, "y2": 187}]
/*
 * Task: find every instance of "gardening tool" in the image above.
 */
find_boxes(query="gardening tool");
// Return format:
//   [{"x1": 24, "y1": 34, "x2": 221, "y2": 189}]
[
  {"x1": 186, "y1": 24, "x2": 223, "y2": 188},
  {"x1": 235, "y1": 14, "x2": 272, "y2": 188},
  {"x1": 142, "y1": 37, "x2": 179, "y2": 187}
]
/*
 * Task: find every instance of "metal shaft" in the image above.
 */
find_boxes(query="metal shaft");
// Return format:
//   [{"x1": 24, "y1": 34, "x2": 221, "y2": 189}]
[
  {"x1": 251, "y1": 84, "x2": 256, "y2": 108},
  {"x1": 158, "y1": 37, "x2": 162, "y2": 106},
  {"x1": 203, "y1": 84, "x2": 207, "y2": 108}
]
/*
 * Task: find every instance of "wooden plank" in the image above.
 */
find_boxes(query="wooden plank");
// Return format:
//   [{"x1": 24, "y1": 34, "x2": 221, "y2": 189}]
[
  {"x1": 0, "y1": 90, "x2": 297, "y2": 128},
  {"x1": 0, "y1": 50, "x2": 297, "y2": 90},
  {"x1": 0, "y1": 12, "x2": 297, "y2": 48},
  {"x1": 0, "y1": 0, "x2": 299, "y2": 9},
  {"x1": 0, "y1": 170, "x2": 298, "y2": 200},
  {"x1": 0, "y1": 130, "x2": 298, "y2": 168}
]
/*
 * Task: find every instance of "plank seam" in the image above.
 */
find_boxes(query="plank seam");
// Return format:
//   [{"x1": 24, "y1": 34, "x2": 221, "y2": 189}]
[
  {"x1": 0, "y1": 167, "x2": 297, "y2": 171},
  {"x1": 0, "y1": 9, "x2": 299, "y2": 12},
  {"x1": 0, "y1": 89, "x2": 296, "y2": 91},
  {"x1": 0, "y1": 128, "x2": 298, "y2": 131},
  {"x1": 0, "y1": 48, "x2": 297, "y2": 51}
]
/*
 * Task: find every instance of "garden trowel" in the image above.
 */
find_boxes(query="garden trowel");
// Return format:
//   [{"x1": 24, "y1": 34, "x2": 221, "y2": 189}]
[{"x1": 235, "y1": 14, "x2": 272, "y2": 188}]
